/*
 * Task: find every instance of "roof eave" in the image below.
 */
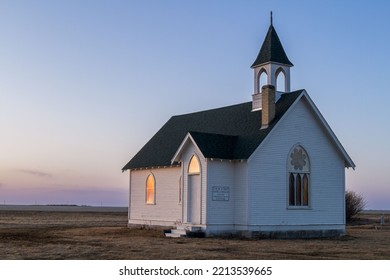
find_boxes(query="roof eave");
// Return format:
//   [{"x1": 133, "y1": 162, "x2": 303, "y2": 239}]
[
  {"x1": 123, "y1": 163, "x2": 181, "y2": 172},
  {"x1": 251, "y1": 60, "x2": 294, "y2": 69}
]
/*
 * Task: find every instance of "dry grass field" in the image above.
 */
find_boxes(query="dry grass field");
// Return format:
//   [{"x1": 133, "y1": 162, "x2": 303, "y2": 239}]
[{"x1": 1, "y1": 207, "x2": 389, "y2": 260}]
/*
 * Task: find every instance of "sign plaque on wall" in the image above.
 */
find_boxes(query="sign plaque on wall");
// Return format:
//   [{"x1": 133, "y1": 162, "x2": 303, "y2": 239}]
[{"x1": 212, "y1": 186, "x2": 230, "y2": 201}]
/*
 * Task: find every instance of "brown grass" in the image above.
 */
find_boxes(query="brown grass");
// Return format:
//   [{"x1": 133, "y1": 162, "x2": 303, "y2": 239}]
[{"x1": 1, "y1": 209, "x2": 389, "y2": 259}]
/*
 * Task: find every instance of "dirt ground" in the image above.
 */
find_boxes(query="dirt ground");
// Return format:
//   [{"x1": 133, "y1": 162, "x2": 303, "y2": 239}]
[{"x1": 0, "y1": 209, "x2": 389, "y2": 260}]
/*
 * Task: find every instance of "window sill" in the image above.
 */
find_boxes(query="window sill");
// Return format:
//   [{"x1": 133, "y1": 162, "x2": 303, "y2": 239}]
[{"x1": 287, "y1": 206, "x2": 311, "y2": 210}]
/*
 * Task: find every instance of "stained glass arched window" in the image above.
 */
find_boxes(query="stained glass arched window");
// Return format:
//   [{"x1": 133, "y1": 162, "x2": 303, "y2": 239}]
[{"x1": 288, "y1": 146, "x2": 310, "y2": 207}]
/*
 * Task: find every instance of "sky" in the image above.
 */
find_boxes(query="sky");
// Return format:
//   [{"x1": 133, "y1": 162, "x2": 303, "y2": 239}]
[{"x1": 0, "y1": 0, "x2": 389, "y2": 209}]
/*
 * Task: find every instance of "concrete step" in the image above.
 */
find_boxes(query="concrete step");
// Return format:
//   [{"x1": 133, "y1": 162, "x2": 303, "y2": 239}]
[
  {"x1": 175, "y1": 225, "x2": 186, "y2": 231},
  {"x1": 164, "y1": 225, "x2": 205, "y2": 238},
  {"x1": 171, "y1": 229, "x2": 186, "y2": 235},
  {"x1": 165, "y1": 231, "x2": 186, "y2": 238}
]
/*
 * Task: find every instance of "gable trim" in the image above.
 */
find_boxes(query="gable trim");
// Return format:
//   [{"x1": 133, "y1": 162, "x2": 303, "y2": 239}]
[
  {"x1": 171, "y1": 132, "x2": 205, "y2": 164},
  {"x1": 301, "y1": 91, "x2": 355, "y2": 169}
]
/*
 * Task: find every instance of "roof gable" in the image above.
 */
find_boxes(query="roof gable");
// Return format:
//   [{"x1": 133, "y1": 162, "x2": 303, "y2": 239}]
[
  {"x1": 248, "y1": 90, "x2": 355, "y2": 169},
  {"x1": 300, "y1": 92, "x2": 355, "y2": 169},
  {"x1": 122, "y1": 90, "x2": 303, "y2": 170}
]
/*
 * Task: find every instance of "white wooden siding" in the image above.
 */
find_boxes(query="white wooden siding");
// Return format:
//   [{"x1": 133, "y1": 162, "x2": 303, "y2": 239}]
[
  {"x1": 206, "y1": 160, "x2": 235, "y2": 225},
  {"x1": 248, "y1": 97, "x2": 346, "y2": 227},
  {"x1": 233, "y1": 162, "x2": 248, "y2": 227},
  {"x1": 205, "y1": 160, "x2": 248, "y2": 229},
  {"x1": 129, "y1": 167, "x2": 181, "y2": 225}
]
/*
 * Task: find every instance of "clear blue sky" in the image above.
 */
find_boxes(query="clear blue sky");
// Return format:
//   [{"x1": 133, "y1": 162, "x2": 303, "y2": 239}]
[{"x1": 1, "y1": 0, "x2": 389, "y2": 209}]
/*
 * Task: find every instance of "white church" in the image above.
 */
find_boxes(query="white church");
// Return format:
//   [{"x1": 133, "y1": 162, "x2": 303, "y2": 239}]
[{"x1": 122, "y1": 16, "x2": 355, "y2": 238}]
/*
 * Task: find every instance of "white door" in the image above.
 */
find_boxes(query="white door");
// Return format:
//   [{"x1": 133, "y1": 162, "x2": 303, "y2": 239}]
[{"x1": 188, "y1": 174, "x2": 200, "y2": 224}]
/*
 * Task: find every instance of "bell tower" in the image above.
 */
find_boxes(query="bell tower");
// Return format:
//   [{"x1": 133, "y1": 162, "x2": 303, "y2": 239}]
[{"x1": 252, "y1": 12, "x2": 293, "y2": 111}]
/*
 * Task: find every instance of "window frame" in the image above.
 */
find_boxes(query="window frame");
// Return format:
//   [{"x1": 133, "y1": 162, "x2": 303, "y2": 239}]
[
  {"x1": 287, "y1": 145, "x2": 311, "y2": 209},
  {"x1": 145, "y1": 173, "x2": 156, "y2": 205}
]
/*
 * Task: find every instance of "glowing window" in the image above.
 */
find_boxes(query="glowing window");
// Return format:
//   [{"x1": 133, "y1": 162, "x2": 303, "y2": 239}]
[
  {"x1": 288, "y1": 146, "x2": 310, "y2": 207},
  {"x1": 146, "y1": 174, "x2": 155, "y2": 204},
  {"x1": 188, "y1": 155, "x2": 200, "y2": 174}
]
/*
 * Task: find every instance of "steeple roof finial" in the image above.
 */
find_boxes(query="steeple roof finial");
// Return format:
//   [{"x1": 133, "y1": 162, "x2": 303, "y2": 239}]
[{"x1": 251, "y1": 12, "x2": 293, "y2": 68}]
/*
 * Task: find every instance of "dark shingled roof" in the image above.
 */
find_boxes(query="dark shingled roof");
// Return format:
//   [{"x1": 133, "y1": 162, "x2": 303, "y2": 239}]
[
  {"x1": 189, "y1": 131, "x2": 238, "y2": 159},
  {"x1": 122, "y1": 90, "x2": 303, "y2": 170},
  {"x1": 251, "y1": 24, "x2": 293, "y2": 68}
]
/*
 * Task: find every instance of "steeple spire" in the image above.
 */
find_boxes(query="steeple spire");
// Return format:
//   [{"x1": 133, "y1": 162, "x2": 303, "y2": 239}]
[{"x1": 251, "y1": 18, "x2": 293, "y2": 68}]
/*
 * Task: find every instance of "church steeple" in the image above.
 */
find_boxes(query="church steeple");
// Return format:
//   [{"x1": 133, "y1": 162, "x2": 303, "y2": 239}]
[{"x1": 252, "y1": 12, "x2": 293, "y2": 97}]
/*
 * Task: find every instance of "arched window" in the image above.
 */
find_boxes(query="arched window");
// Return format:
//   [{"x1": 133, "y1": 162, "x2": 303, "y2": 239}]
[
  {"x1": 258, "y1": 69, "x2": 268, "y2": 94},
  {"x1": 145, "y1": 174, "x2": 156, "y2": 204},
  {"x1": 188, "y1": 155, "x2": 201, "y2": 175},
  {"x1": 288, "y1": 145, "x2": 310, "y2": 207},
  {"x1": 276, "y1": 68, "x2": 286, "y2": 92}
]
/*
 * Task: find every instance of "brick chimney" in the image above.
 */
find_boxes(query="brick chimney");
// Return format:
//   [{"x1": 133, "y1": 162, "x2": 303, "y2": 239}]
[{"x1": 261, "y1": 84, "x2": 275, "y2": 129}]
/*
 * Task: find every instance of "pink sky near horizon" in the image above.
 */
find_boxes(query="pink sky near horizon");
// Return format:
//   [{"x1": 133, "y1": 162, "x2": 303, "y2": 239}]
[{"x1": 0, "y1": 166, "x2": 128, "y2": 206}]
